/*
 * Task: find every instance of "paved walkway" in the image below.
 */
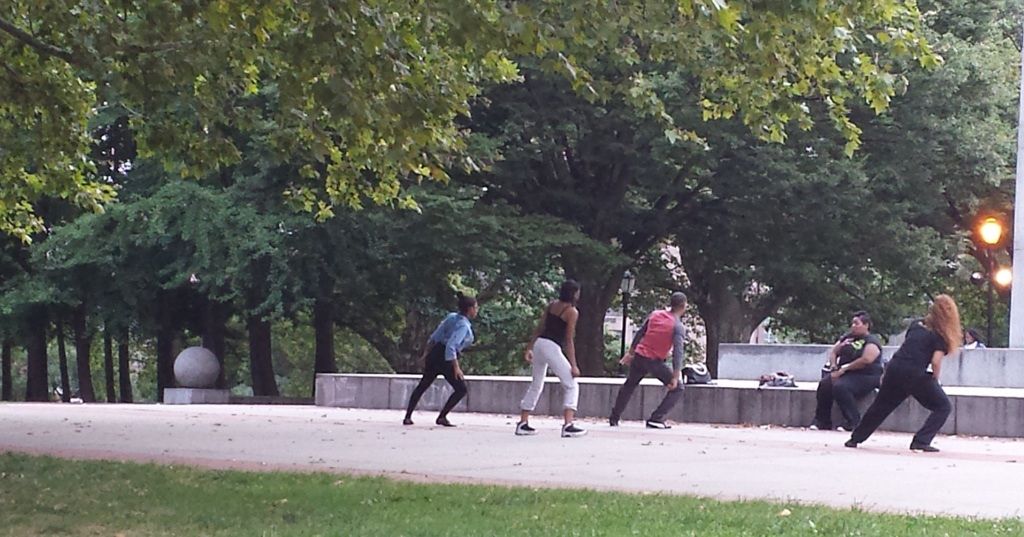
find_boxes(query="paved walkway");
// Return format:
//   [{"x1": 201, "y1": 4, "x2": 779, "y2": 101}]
[{"x1": 1, "y1": 403, "x2": 1021, "y2": 519}]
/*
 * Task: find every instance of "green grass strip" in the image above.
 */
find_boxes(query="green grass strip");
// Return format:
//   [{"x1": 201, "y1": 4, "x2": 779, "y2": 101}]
[{"x1": 0, "y1": 453, "x2": 1020, "y2": 536}]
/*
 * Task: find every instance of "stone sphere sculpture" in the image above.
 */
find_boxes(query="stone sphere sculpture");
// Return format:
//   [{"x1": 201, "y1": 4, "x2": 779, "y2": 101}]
[{"x1": 173, "y1": 347, "x2": 220, "y2": 389}]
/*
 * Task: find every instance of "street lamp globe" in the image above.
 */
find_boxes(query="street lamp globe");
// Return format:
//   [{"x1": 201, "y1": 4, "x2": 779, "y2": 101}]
[
  {"x1": 979, "y1": 217, "x2": 1003, "y2": 246},
  {"x1": 994, "y1": 267, "x2": 1013, "y2": 288}
]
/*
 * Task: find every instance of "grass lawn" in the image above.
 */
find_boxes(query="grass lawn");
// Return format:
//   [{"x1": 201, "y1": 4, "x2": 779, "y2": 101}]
[{"x1": 0, "y1": 453, "x2": 1020, "y2": 536}]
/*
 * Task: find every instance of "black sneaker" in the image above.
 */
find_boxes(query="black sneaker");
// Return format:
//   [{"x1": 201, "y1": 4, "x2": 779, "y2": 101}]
[
  {"x1": 844, "y1": 439, "x2": 858, "y2": 448},
  {"x1": 561, "y1": 423, "x2": 587, "y2": 438},
  {"x1": 645, "y1": 419, "x2": 671, "y2": 429},
  {"x1": 435, "y1": 417, "x2": 456, "y2": 427},
  {"x1": 515, "y1": 422, "x2": 537, "y2": 436},
  {"x1": 609, "y1": 418, "x2": 620, "y2": 427},
  {"x1": 402, "y1": 417, "x2": 414, "y2": 426},
  {"x1": 910, "y1": 442, "x2": 939, "y2": 452}
]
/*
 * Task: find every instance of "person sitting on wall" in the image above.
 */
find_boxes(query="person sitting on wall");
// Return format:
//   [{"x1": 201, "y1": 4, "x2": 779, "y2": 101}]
[
  {"x1": 809, "y1": 311, "x2": 883, "y2": 432},
  {"x1": 964, "y1": 328, "x2": 986, "y2": 349}
]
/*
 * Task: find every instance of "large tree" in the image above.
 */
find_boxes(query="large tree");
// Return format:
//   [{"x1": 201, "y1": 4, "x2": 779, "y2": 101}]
[
  {"x1": 458, "y1": 0, "x2": 1018, "y2": 374},
  {"x1": 458, "y1": 69, "x2": 693, "y2": 373},
  {"x1": 675, "y1": 0, "x2": 1022, "y2": 356}
]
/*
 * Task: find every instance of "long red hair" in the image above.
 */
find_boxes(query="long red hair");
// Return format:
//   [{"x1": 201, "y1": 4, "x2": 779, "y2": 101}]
[{"x1": 924, "y1": 294, "x2": 962, "y2": 355}]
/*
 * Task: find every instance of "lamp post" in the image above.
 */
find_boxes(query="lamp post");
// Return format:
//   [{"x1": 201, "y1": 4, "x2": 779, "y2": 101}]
[
  {"x1": 619, "y1": 270, "x2": 636, "y2": 358},
  {"x1": 1010, "y1": 20, "x2": 1024, "y2": 346},
  {"x1": 995, "y1": 266, "x2": 1013, "y2": 340},
  {"x1": 978, "y1": 217, "x2": 1004, "y2": 345}
]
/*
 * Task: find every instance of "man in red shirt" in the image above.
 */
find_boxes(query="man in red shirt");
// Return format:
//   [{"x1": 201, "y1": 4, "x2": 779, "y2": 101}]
[{"x1": 609, "y1": 292, "x2": 688, "y2": 429}]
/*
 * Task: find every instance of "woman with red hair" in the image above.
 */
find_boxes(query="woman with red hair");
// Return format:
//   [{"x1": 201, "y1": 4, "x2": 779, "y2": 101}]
[{"x1": 844, "y1": 295, "x2": 962, "y2": 452}]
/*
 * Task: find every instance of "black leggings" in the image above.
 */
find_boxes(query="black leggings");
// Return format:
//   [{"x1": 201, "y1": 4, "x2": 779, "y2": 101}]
[
  {"x1": 404, "y1": 344, "x2": 468, "y2": 419},
  {"x1": 849, "y1": 367, "x2": 951, "y2": 446},
  {"x1": 814, "y1": 372, "x2": 880, "y2": 428}
]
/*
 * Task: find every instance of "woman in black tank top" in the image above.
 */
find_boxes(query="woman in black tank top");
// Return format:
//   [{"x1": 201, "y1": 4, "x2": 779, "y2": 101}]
[
  {"x1": 539, "y1": 307, "x2": 569, "y2": 346},
  {"x1": 515, "y1": 280, "x2": 587, "y2": 437}
]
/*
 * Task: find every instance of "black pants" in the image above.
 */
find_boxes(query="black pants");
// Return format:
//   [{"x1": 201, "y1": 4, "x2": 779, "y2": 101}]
[
  {"x1": 609, "y1": 356, "x2": 684, "y2": 422},
  {"x1": 404, "y1": 344, "x2": 468, "y2": 419},
  {"x1": 814, "y1": 372, "x2": 880, "y2": 428},
  {"x1": 849, "y1": 367, "x2": 951, "y2": 446}
]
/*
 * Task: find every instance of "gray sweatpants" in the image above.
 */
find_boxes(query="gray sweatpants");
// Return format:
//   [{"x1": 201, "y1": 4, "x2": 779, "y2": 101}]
[{"x1": 609, "y1": 355, "x2": 684, "y2": 422}]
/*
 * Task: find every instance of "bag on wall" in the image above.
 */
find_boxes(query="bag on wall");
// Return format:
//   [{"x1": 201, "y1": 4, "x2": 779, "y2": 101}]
[
  {"x1": 758, "y1": 371, "x2": 797, "y2": 389},
  {"x1": 683, "y1": 362, "x2": 712, "y2": 384}
]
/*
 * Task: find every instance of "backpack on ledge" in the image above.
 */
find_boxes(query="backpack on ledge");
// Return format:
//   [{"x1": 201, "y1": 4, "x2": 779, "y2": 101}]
[{"x1": 683, "y1": 362, "x2": 712, "y2": 384}]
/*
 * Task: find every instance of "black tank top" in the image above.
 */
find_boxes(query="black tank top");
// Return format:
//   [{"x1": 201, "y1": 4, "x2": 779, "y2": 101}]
[{"x1": 539, "y1": 304, "x2": 569, "y2": 346}]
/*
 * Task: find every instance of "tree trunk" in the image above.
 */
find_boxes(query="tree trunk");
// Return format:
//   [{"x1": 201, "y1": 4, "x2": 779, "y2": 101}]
[
  {"x1": 201, "y1": 298, "x2": 228, "y2": 389},
  {"x1": 103, "y1": 329, "x2": 116, "y2": 402},
  {"x1": 56, "y1": 319, "x2": 71, "y2": 402},
  {"x1": 695, "y1": 282, "x2": 764, "y2": 378},
  {"x1": 71, "y1": 306, "x2": 96, "y2": 402},
  {"x1": 154, "y1": 290, "x2": 179, "y2": 402},
  {"x1": 395, "y1": 310, "x2": 433, "y2": 373},
  {"x1": 1, "y1": 338, "x2": 12, "y2": 401},
  {"x1": 702, "y1": 314, "x2": 722, "y2": 379},
  {"x1": 156, "y1": 323, "x2": 175, "y2": 402},
  {"x1": 247, "y1": 315, "x2": 278, "y2": 396},
  {"x1": 118, "y1": 328, "x2": 133, "y2": 403},
  {"x1": 312, "y1": 270, "x2": 338, "y2": 373},
  {"x1": 572, "y1": 284, "x2": 620, "y2": 375},
  {"x1": 1, "y1": 338, "x2": 11, "y2": 399},
  {"x1": 311, "y1": 297, "x2": 337, "y2": 397},
  {"x1": 24, "y1": 309, "x2": 49, "y2": 402},
  {"x1": 349, "y1": 323, "x2": 405, "y2": 372},
  {"x1": 313, "y1": 298, "x2": 337, "y2": 374},
  {"x1": 339, "y1": 307, "x2": 421, "y2": 374}
]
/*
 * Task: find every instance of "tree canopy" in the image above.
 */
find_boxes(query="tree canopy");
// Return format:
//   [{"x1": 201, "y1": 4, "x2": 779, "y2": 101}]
[{"x1": 1, "y1": 0, "x2": 937, "y2": 240}]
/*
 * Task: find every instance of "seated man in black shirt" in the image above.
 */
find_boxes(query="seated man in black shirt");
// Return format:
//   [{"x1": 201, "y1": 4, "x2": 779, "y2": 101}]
[{"x1": 809, "y1": 311, "x2": 883, "y2": 431}]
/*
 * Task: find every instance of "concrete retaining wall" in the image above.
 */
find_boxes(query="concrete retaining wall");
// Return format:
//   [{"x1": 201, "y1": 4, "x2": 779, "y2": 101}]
[
  {"x1": 315, "y1": 374, "x2": 1024, "y2": 438},
  {"x1": 719, "y1": 344, "x2": 1024, "y2": 388}
]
